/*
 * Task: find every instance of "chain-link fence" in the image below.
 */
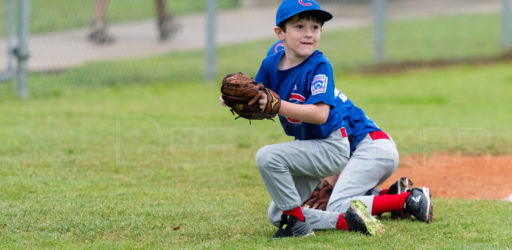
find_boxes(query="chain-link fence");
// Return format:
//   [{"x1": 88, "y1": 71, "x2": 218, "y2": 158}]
[
  {"x1": 0, "y1": 0, "x2": 510, "y2": 97},
  {"x1": 243, "y1": 0, "x2": 511, "y2": 69},
  {"x1": 321, "y1": 0, "x2": 510, "y2": 68},
  {"x1": 0, "y1": 0, "x2": 30, "y2": 98}
]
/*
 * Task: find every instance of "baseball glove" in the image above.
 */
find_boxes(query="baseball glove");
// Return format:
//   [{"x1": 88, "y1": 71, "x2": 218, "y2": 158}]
[
  {"x1": 221, "y1": 72, "x2": 281, "y2": 120},
  {"x1": 302, "y1": 179, "x2": 333, "y2": 211}
]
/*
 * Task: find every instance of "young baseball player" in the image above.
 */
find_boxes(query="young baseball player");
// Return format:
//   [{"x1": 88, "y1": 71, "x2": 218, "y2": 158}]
[
  {"x1": 250, "y1": 0, "x2": 390, "y2": 238},
  {"x1": 264, "y1": 38, "x2": 434, "y2": 230}
]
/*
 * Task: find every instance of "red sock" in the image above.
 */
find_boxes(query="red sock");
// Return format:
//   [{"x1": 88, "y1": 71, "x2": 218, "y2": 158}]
[
  {"x1": 379, "y1": 189, "x2": 389, "y2": 195},
  {"x1": 283, "y1": 206, "x2": 305, "y2": 222},
  {"x1": 371, "y1": 192, "x2": 410, "y2": 215},
  {"x1": 336, "y1": 214, "x2": 349, "y2": 231}
]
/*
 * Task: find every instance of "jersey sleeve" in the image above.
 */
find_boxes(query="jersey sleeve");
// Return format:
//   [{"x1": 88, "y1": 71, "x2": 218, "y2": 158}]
[
  {"x1": 305, "y1": 61, "x2": 336, "y2": 107},
  {"x1": 255, "y1": 58, "x2": 270, "y2": 88}
]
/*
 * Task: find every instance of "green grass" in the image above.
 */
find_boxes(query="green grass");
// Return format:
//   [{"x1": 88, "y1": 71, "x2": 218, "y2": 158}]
[
  {"x1": 4, "y1": 62, "x2": 512, "y2": 155},
  {"x1": 1, "y1": 60, "x2": 512, "y2": 247},
  {"x1": 1, "y1": 11, "x2": 512, "y2": 248},
  {"x1": 0, "y1": 0, "x2": 238, "y2": 35},
  {"x1": 1, "y1": 12, "x2": 511, "y2": 153},
  {"x1": 340, "y1": 62, "x2": 512, "y2": 155}
]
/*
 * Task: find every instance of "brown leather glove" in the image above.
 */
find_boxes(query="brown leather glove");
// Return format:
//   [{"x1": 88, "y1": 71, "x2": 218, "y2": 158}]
[
  {"x1": 220, "y1": 72, "x2": 280, "y2": 120},
  {"x1": 301, "y1": 179, "x2": 333, "y2": 211}
]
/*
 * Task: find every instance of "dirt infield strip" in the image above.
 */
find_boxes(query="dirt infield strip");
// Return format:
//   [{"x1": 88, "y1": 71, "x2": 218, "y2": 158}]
[{"x1": 379, "y1": 154, "x2": 512, "y2": 201}]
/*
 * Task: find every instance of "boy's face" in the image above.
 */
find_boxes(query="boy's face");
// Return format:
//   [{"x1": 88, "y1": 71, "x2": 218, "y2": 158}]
[{"x1": 275, "y1": 16, "x2": 323, "y2": 60}]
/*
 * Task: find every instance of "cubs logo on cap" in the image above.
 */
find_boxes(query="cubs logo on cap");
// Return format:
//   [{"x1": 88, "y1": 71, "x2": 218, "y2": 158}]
[
  {"x1": 276, "y1": 0, "x2": 333, "y2": 26},
  {"x1": 298, "y1": 0, "x2": 313, "y2": 6}
]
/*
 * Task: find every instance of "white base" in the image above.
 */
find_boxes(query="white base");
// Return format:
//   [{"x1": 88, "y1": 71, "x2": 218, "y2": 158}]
[{"x1": 505, "y1": 194, "x2": 512, "y2": 202}]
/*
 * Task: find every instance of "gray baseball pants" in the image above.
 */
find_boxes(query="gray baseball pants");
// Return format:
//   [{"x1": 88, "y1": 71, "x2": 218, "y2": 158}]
[
  {"x1": 266, "y1": 133, "x2": 399, "y2": 229},
  {"x1": 256, "y1": 129, "x2": 350, "y2": 213}
]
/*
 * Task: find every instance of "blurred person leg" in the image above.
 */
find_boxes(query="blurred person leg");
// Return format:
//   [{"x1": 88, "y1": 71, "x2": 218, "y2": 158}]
[
  {"x1": 155, "y1": 0, "x2": 180, "y2": 41},
  {"x1": 89, "y1": 0, "x2": 114, "y2": 44}
]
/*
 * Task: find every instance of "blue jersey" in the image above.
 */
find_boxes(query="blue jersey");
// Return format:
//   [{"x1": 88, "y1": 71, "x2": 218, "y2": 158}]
[
  {"x1": 267, "y1": 41, "x2": 382, "y2": 151},
  {"x1": 255, "y1": 50, "x2": 344, "y2": 140},
  {"x1": 334, "y1": 90, "x2": 381, "y2": 152}
]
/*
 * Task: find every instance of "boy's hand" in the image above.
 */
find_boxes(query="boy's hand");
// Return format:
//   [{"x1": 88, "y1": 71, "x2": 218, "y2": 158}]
[
  {"x1": 260, "y1": 88, "x2": 281, "y2": 115},
  {"x1": 258, "y1": 92, "x2": 267, "y2": 112}
]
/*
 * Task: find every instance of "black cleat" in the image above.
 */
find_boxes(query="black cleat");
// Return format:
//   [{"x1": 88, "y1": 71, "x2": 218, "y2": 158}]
[
  {"x1": 405, "y1": 187, "x2": 434, "y2": 223},
  {"x1": 388, "y1": 177, "x2": 414, "y2": 219},
  {"x1": 273, "y1": 214, "x2": 314, "y2": 238}
]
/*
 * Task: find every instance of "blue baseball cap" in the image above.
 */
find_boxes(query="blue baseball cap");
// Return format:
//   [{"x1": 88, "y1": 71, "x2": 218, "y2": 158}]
[{"x1": 276, "y1": 0, "x2": 333, "y2": 27}]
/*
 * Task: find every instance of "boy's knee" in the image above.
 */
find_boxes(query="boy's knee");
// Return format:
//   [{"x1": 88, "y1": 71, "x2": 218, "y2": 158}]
[
  {"x1": 255, "y1": 146, "x2": 267, "y2": 166},
  {"x1": 255, "y1": 145, "x2": 275, "y2": 169},
  {"x1": 256, "y1": 145, "x2": 287, "y2": 174}
]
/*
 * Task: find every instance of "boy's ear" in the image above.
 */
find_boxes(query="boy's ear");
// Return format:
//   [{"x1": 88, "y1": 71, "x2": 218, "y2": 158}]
[{"x1": 274, "y1": 26, "x2": 285, "y2": 40}]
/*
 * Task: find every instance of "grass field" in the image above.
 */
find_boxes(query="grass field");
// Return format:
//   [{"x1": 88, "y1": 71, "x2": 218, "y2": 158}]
[
  {"x1": 1, "y1": 62, "x2": 512, "y2": 248},
  {"x1": 1, "y1": 60, "x2": 512, "y2": 248},
  {"x1": 1, "y1": 11, "x2": 512, "y2": 248}
]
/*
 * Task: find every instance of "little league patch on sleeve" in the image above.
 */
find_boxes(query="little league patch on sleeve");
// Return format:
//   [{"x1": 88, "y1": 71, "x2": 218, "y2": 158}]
[{"x1": 311, "y1": 74, "x2": 328, "y2": 95}]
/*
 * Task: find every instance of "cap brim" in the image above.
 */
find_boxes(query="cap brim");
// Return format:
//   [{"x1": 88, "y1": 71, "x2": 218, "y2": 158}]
[
  {"x1": 305, "y1": 10, "x2": 333, "y2": 24},
  {"x1": 276, "y1": 9, "x2": 333, "y2": 27}
]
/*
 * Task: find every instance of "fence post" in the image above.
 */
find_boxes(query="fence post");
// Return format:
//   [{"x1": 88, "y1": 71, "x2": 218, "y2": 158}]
[
  {"x1": 503, "y1": 0, "x2": 511, "y2": 49},
  {"x1": 16, "y1": 0, "x2": 30, "y2": 99},
  {"x1": 0, "y1": 0, "x2": 16, "y2": 81},
  {"x1": 7, "y1": 0, "x2": 16, "y2": 74},
  {"x1": 374, "y1": 0, "x2": 386, "y2": 62},
  {"x1": 205, "y1": 0, "x2": 217, "y2": 83}
]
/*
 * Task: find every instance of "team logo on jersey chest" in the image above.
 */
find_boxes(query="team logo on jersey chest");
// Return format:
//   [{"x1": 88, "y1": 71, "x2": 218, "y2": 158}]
[
  {"x1": 298, "y1": 0, "x2": 313, "y2": 6},
  {"x1": 311, "y1": 74, "x2": 328, "y2": 95},
  {"x1": 287, "y1": 93, "x2": 305, "y2": 124}
]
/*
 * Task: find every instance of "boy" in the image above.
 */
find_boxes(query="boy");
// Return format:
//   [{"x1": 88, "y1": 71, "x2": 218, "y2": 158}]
[{"x1": 252, "y1": 0, "x2": 384, "y2": 238}]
